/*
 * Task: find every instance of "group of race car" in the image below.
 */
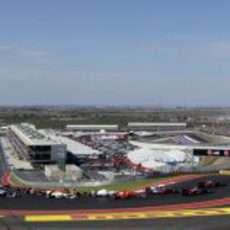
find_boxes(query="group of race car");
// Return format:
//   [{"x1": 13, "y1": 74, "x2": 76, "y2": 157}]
[{"x1": 0, "y1": 179, "x2": 226, "y2": 200}]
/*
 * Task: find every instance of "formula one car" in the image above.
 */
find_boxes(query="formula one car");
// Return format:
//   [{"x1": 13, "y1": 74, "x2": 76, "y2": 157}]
[
  {"x1": 113, "y1": 189, "x2": 147, "y2": 199},
  {"x1": 46, "y1": 190, "x2": 76, "y2": 199},
  {"x1": 113, "y1": 191, "x2": 137, "y2": 199},
  {"x1": 145, "y1": 185, "x2": 177, "y2": 196},
  {"x1": 94, "y1": 189, "x2": 116, "y2": 197},
  {"x1": 198, "y1": 180, "x2": 226, "y2": 189},
  {"x1": 0, "y1": 188, "x2": 7, "y2": 197},
  {"x1": 180, "y1": 187, "x2": 211, "y2": 196},
  {"x1": 114, "y1": 191, "x2": 135, "y2": 199}
]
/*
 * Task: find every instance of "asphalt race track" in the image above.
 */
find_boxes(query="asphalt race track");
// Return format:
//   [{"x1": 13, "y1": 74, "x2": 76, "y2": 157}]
[
  {"x1": 0, "y1": 174, "x2": 229, "y2": 229},
  {"x1": 0, "y1": 174, "x2": 229, "y2": 210}
]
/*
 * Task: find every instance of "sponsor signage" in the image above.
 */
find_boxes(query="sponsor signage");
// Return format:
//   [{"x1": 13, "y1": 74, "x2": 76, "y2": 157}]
[{"x1": 194, "y1": 149, "x2": 230, "y2": 157}]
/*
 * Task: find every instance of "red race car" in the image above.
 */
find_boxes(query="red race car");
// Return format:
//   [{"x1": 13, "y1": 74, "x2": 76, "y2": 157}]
[{"x1": 114, "y1": 190, "x2": 146, "y2": 199}]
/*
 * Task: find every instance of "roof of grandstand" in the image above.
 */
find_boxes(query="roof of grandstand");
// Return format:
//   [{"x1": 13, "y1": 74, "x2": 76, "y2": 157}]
[
  {"x1": 66, "y1": 124, "x2": 119, "y2": 130},
  {"x1": 128, "y1": 122, "x2": 187, "y2": 127},
  {"x1": 44, "y1": 134, "x2": 102, "y2": 156}
]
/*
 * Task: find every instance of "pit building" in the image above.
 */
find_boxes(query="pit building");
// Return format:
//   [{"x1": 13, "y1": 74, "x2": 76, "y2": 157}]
[{"x1": 8, "y1": 123, "x2": 67, "y2": 165}]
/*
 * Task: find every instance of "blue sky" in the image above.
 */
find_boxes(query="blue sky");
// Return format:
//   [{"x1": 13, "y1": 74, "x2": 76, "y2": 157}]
[{"x1": 0, "y1": 0, "x2": 230, "y2": 106}]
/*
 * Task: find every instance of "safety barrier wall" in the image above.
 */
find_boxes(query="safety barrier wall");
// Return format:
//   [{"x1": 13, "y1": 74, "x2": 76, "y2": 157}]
[
  {"x1": 219, "y1": 170, "x2": 230, "y2": 175},
  {"x1": 11, "y1": 171, "x2": 113, "y2": 188}
]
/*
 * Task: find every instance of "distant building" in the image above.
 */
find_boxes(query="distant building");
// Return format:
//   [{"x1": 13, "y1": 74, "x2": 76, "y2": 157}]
[
  {"x1": 66, "y1": 124, "x2": 119, "y2": 132},
  {"x1": 127, "y1": 122, "x2": 187, "y2": 131},
  {"x1": 8, "y1": 123, "x2": 67, "y2": 165}
]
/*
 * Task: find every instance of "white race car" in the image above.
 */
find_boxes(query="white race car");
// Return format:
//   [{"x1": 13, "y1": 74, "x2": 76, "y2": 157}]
[
  {"x1": 46, "y1": 190, "x2": 69, "y2": 199},
  {"x1": 0, "y1": 189, "x2": 7, "y2": 196},
  {"x1": 95, "y1": 189, "x2": 116, "y2": 197}
]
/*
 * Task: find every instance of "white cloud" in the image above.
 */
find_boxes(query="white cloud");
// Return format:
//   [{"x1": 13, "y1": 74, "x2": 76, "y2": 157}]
[
  {"x1": 78, "y1": 70, "x2": 128, "y2": 78},
  {"x1": 0, "y1": 44, "x2": 49, "y2": 58},
  {"x1": 0, "y1": 45, "x2": 18, "y2": 52},
  {"x1": 18, "y1": 48, "x2": 49, "y2": 58},
  {"x1": 208, "y1": 41, "x2": 230, "y2": 57}
]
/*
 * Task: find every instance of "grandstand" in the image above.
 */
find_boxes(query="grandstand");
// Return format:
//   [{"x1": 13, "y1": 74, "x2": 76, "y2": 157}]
[
  {"x1": 176, "y1": 135, "x2": 200, "y2": 145},
  {"x1": 128, "y1": 122, "x2": 187, "y2": 131},
  {"x1": 66, "y1": 124, "x2": 119, "y2": 132}
]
